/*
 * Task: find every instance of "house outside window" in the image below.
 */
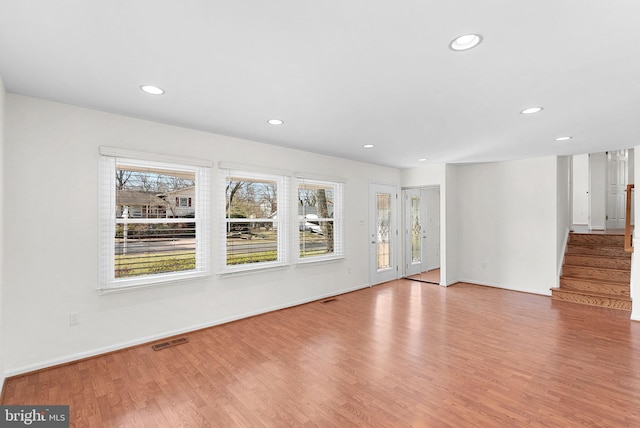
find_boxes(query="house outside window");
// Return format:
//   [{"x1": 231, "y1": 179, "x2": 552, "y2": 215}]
[{"x1": 99, "y1": 148, "x2": 211, "y2": 290}]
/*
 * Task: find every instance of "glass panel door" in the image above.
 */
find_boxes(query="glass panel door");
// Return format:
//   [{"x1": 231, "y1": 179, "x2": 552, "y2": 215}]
[{"x1": 370, "y1": 184, "x2": 397, "y2": 285}]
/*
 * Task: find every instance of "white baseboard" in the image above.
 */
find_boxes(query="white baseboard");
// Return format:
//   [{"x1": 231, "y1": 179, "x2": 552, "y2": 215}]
[
  {"x1": 5, "y1": 283, "x2": 370, "y2": 378},
  {"x1": 457, "y1": 279, "x2": 552, "y2": 296}
]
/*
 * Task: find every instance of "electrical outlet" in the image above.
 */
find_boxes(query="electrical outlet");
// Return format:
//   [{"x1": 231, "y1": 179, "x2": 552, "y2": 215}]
[{"x1": 69, "y1": 313, "x2": 79, "y2": 326}]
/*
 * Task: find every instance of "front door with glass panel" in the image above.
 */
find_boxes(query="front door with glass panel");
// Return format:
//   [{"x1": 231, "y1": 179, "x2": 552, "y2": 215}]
[
  {"x1": 370, "y1": 184, "x2": 398, "y2": 285},
  {"x1": 404, "y1": 188, "x2": 425, "y2": 277}
]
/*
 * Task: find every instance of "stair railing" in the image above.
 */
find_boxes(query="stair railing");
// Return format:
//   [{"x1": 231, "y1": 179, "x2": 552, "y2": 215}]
[{"x1": 625, "y1": 184, "x2": 634, "y2": 253}]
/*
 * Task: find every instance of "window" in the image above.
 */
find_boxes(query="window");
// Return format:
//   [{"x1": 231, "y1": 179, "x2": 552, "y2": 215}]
[
  {"x1": 99, "y1": 148, "x2": 211, "y2": 290},
  {"x1": 298, "y1": 178, "x2": 344, "y2": 261},
  {"x1": 221, "y1": 169, "x2": 288, "y2": 271},
  {"x1": 176, "y1": 197, "x2": 192, "y2": 208}
]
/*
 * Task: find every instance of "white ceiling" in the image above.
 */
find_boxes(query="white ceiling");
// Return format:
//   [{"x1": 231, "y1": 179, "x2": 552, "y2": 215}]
[{"x1": 1, "y1": 1, "x2": 639, "y2": 168}]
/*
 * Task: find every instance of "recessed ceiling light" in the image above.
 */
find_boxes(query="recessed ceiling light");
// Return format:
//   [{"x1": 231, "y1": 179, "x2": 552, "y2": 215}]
[
  {"x1": 449, "y1": 34, "x2": 483, "y2": 51},
  {"x1": 140, "y1": 85, "x2": 164, "y2": 95},
  {"x1": 520, "y1": 107, "x2": 543, "y2": 114},
  {"x1": 267, "y1": 119, "x2": 284, "y2": 125},
  {"x1": 555, "y1": 136, "x2": 573, "y2": 141},
  {"x1": 363, "y1": 144, "x2": 374, "y2": 149},
  {"x1": 418, "y1": 158, "x2": 427, "y2": 162}
]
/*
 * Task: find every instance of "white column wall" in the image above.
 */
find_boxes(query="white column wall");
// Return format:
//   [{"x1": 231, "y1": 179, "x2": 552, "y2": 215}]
[
  {"x1": 444, "y1": 164, "x2": 460, "y2": 285},
  {"x1": 456, "y1": 157, "x2": 558, "y2": 295},
  {"x1": 0, "y1": 76, "x2": 5, "y2": 389},
  {"x1": 631, "y1": 145, "x2": 640, "y2": 321},
  {"x1": 557, "y1": 156, "x2": 572, "y2": 280},
  {"x1": 3, "y1": 94, "x2": 400, "y2": 374}
]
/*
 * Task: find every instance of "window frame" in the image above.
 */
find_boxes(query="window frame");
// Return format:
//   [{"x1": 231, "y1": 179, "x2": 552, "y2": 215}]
[
  {"x1": 98, "y1": 147, "x2": 212, "y2": 292},
  {"x1": 296, "y1": 177, "x2": 344, "y2": 263},
  {"x1": 219, "y1": 168, "x2": 289, "y2": 274}
]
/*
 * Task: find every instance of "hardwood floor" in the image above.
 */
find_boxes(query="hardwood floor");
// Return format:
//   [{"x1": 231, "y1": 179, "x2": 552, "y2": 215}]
[
  {"x1": 406, "y1": 268, "x2": 440, "y2": 284},
  {"x1": 3, "y1": 280, "x2": 640, "y2": 427},
  {"x1": 571, "y1": 225, "x2": 625, "y2": 235}
]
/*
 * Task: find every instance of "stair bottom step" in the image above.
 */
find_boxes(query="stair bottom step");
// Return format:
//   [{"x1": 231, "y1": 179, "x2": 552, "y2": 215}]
[
  {"x1": 559, "y1": 277, "x2": 630, "y2": 297},
  {"x1": 550, "y1": 288, "x2": 631, "y2": 311}
]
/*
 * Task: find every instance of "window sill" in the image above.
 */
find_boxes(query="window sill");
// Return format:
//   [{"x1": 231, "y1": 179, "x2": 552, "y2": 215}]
[
  {"x1": 98, "y1": 271, "x2": 211, "y2": 294},
  {"x1": 296, "y1": 256, "x2": 345, "y2": 266},
  {"x1": 217, "y1": 262, "x2": 289, "y2": 278}
]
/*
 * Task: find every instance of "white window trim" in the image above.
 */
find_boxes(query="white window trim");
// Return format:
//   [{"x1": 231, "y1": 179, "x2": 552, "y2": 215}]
[
  {"x1": 296, "y1": 177, "x2": 344, "y2": 264},
  {"x1": 219, "y1": 168, "x2": 289, "y2": 274},
  {"x1": 296, "y1": 255, "x2": 345, "y2": 266},
  {"x1": 98, "y1": 148, "x2": 212, "y2": 292}
]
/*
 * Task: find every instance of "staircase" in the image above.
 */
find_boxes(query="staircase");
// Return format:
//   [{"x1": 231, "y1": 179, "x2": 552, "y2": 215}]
[{"x1": 551, "y1": 232, "x2": 631, "y2": 311}]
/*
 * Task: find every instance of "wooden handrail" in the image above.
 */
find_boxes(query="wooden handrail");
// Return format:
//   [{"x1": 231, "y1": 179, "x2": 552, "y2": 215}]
[{"x1": 625, "y1": 184, "x2": 634, "y2": 253}]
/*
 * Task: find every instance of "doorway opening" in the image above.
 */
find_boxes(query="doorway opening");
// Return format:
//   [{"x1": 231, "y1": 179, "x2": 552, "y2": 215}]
[
  {"x1": 402, "y1": 186, "x2": 441, "y2": 284},
  {"x1": 572, "y1": 149, "x2": 633, "y2": 232}
]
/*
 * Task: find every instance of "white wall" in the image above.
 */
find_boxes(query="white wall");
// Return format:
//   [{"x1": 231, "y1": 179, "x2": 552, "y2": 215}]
[
  {"x1": 572, "y1": 153, "x2": 589, "y2": 225},
  {"x1": 631, "y1": 145, "x2": 640, "y2": 321},
  {"x1": 0, "y1": 76, "x2": 5, "y2": 389},
  {"x1": 444, "y1": 165, "x2": 459, "y2": 285},
  {"x1": 557, "y1": 156, "x2": 572, "y2": 279},
  {"x1": 3, "y1": 94, "x2": 400, "y2": 374},
  {"x1": 425, "y1": 187, "x2": 440, "y2": 271},
  {"x1": 456, "y1": 157, "x2": 558, "y2": 295},
  {"x1": 629, "y1": 149, "x2": 635, "y2": 185}
]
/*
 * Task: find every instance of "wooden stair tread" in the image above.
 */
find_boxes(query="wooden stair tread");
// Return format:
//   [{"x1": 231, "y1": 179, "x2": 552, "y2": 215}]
[
  {"x1": 566, "y1": 248, "x2": 629, "y2": 257},
  {"x1": 563, "y1": 263, "x2": 631, "y2": 271},
  {"x1": 566, "y1": 244, "x2": 628, "y2": 251},
  {"x1": 550, "y1": 288, "x2": 632, "y2": 311},
  {"x1": 565, "y1": 264, "x2": 629, "y2": 272},
  {"x1": 560, "y1": 272, "x2": 629, "y2": 281},
  {"x1": 564, "y1": 252, "x2": 630, "y2": 259},
  {"x1": 550, "y1": 287, "x2": 631, "y2": 300},
  {"x1": 559, "y1": 277, "x2": 630, "y2": 296},
  {"x1": 562, "y1": 263, "x2": 629, "y2": 277},
  {"x1": 568, "y1": 236, "x2": 625, "y2": 246}
]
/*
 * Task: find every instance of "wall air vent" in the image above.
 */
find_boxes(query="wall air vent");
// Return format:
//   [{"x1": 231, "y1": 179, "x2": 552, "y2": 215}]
[{"x1": 152, "y1": 337, "x2": 189, "y2": 351}]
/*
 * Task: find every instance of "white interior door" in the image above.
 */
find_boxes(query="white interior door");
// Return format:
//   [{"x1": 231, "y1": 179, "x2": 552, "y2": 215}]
[
  {"x1": 606, "y1": 149, "x2": 628, "y2": 229},
  {"x1": 370, "y1": 183, "x2": 398, "y2": 285},
  {"x1": 404, "y1": 189, "x2": 423, "y2": 277}
]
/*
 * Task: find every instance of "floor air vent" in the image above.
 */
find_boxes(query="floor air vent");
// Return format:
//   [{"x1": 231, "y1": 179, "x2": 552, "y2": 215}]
[
  {"x1": 152, "y1": 337, "x2": 189, "y2": 351},
  {"x1": 321, "y1": 298, "x2": 338, "y2": 304}
]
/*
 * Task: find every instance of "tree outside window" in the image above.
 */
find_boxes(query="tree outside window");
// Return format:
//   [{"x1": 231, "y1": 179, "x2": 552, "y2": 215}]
[{"x1": 298, "y1": 179, "x2": 343, "y2": 260}]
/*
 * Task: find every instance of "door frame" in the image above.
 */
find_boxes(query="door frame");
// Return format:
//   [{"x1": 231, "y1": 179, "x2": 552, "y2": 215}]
[{"x1": 402, "y1": 185, "x2": 441, "y2": 282}]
